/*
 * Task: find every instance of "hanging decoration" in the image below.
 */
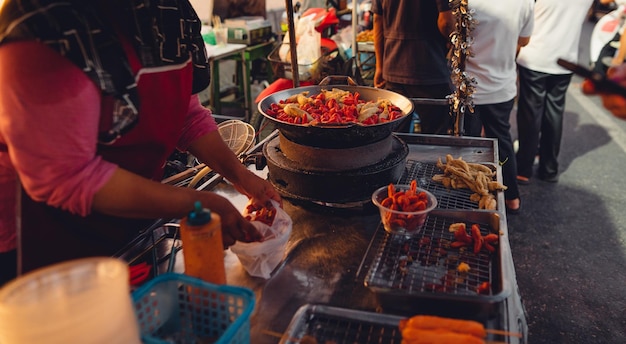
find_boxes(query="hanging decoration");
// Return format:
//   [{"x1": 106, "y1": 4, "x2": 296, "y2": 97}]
[{"x1": 448, "y1": 0, "x2": 477, "y2": 136}]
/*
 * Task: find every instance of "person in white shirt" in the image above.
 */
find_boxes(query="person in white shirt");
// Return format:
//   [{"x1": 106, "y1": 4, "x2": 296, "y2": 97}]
[
  {"x1": 516, "y1": 0, "x2": 594, "y2": 184},
  {"x1": 463, "y1": 0, "x2": 535, "y2": 214}
]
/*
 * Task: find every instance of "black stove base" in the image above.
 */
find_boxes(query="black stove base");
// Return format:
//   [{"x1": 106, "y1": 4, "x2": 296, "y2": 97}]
[{"x1": 264, "y1": 134, "x2": 409, "y2": 204}]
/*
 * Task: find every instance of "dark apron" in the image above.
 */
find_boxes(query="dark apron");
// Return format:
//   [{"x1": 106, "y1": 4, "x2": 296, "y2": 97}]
[{"x1": 18, "y1": 36, "x2": 195, "y2": 274}]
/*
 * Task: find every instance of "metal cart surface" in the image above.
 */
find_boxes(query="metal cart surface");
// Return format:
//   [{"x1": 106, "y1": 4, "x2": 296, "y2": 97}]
[{"x1": 116, "y1": 131, "x2": 527, "y2": 344}]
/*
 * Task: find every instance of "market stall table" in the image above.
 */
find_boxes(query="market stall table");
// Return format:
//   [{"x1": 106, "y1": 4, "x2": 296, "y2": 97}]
[
  {"x1": 116, "y1": 131, "x2": 528, "y2": 344},
  {"x1": 204, "y1": 42, "x2": 248, "y2": 117},
  {"x1": 223, "y1": 40, "x2": 277, "y2": 120}
]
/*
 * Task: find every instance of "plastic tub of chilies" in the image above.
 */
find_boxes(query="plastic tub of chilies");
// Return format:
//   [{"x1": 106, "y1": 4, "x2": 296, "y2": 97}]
[{"x1": 372, "y1": 182, "x2": 438, "y2": 236}]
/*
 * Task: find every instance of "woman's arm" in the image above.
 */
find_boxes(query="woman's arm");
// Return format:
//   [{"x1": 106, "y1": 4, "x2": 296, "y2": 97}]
[
  {"x1": 0, "y1": 41, "x2": 261, "y2": 245},
  {"x1": 186, "y1": 129, "x2": 281, "y2": 206}
]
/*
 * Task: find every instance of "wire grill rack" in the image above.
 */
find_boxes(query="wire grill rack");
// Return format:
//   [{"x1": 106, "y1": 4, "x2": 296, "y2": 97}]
[
  {"x1": 363, "y1": 211, "x2": 502, "y2": 299},
  {"x1": 281, "y1": 305, "x2": 403, "y2": 344},
  {"x1": 399, "y1": 159, "x2": 495, "y2": 210}
]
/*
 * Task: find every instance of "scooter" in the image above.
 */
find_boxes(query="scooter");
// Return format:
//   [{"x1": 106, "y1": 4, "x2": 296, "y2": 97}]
[{"x1": 589, "y1": 1, "x2": 626, "y2": 72}]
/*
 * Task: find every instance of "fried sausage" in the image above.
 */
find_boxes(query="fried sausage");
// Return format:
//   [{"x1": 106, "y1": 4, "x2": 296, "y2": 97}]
[
  {"x1": 400, "y1": 315, "x2": 487, "y2": 339},
  {"x1": 401, "y1": 328, "x2": 485, "y2": 344}
]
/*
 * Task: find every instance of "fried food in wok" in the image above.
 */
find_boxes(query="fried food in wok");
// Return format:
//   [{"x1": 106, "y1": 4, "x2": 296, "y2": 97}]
[{"x1": 264, "y1": 88, "x2": 405, "y2": 126}]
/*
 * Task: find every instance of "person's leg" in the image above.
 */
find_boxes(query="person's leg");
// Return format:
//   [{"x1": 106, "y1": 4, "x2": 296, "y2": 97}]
[
  {"x1": 537, "y1": 73, "x2": 572, "y2": 182},
  {"x1": 409, "y1": 84, "x2": 453, "y2": 135},
  {"x1": 476, "y1": 100, "x2": 520, "y2": 204},
  {"x1": 462, "y1": 110, "x2": 484, "y2": 137},
  {"x1": 516, "y1": 66, "x2": 547, "y2": 179},
  {"x1": 0, "y1": 249, "x2": 17, "y2": 286}
]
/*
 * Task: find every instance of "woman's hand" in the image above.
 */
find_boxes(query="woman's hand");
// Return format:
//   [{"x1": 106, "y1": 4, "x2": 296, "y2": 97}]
[
  {"x1": 203, "y1": 192, "x2": 264, "y2": 248},
  {"x1": 188, "y1": 130, "x2": 282, "y2": 207},
  {"x1": 582, "y1": 64, "x2": 626, "y2": 120},
  {"x1": 232, "y1": 169, "x2": 282, "y2": 207}
]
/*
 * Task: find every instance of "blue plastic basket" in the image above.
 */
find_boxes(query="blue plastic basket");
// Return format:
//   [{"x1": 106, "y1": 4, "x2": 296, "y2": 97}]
[{"x1": 132, "y1": 273, "x2": 254, "y2": 344}]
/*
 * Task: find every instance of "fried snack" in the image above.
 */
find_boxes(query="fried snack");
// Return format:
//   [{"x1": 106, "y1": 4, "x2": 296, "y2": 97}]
[
  {"x1": 432, "y1": 155, "x2": 506, "y2": 209},
  {"x1": 487, "y1": 181, "x2": 507, "y2": 192},
  {"x1": 400, "y1": 328, "x2": 485, "y2": 344},
  {"x1": 399, "y1": 315, "x2": 487, "y2": 339},
  {"x1": 449, "y1": 223, "x2": 499, "y2": 254},
  {"x1": 467, "y1": 162, "x2": 495, "y2": 177},
  {"x1": 448, "y1": 222, "x2": 466, "y2": 233},
  {"x1": 457, "y1": 262, "x2": 471, "y2": 273},
  {"x1": 356, "y1": 29, "x2": 374, "y2": 42},
  {"x1": 266, "y1": 88, "x2": 405, "y2": 125},
  {"x1": 480, "y1": 198, "x2": 493, "y2": 210},
  {"x1": 477, "y1": 194, "x2": 497, "y2": 210}
]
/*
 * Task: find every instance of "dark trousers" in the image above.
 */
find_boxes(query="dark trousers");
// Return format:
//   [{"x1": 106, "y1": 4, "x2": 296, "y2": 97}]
[
  {"x1": 385, "y1": 82, "x2": 453, "y2": 134},
  {"x1": 463, "y1": 99, "x2": 519, "y2": 201},
  {"x1": 516, "y1": 66, "x2": 572, "y2": 179},
  {"x1": 0, "y1": 249, "x2": 17, "y2": 286}
]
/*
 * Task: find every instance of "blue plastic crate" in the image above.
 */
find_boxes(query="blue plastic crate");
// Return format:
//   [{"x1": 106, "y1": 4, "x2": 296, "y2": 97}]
[{"x1": 132, "y1": 273, "x2": 254, "y2": 344}]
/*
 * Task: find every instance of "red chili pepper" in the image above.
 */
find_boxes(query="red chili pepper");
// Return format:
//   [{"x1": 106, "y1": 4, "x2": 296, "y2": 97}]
[
  {"x1": 471, "y1": 224, "x2": 483, "y2": 254},
  {"x1": 453, "y1": 226, "x2": 473, "y2": 244},
  {"x1": 483, "y1": 233, "x2": 499, "y2": 243},
  {"x1": 477, "y1": 281, "x2": 491, "y2": 295},
  {"x1": 483, "y1": 242, "x2": 496, "y2": 253},
  {"x1": 247, "y1": 202, "x2": 277, "y2": 226},
  {"x1": 450, "y1": 241, "x2": 468, "y2": 248}
]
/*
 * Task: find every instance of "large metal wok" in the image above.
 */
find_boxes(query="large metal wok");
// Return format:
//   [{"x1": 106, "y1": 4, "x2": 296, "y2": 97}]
[{"x1": 257, "y1": 80, "x2": 414, "y2": 148}]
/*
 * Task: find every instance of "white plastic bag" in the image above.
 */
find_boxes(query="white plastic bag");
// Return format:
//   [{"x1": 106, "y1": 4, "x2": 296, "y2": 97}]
[
  {"x1": 230, "y1": 200, "x2": 292, "y2": 279},
  {"x1": 279, "y1": 14, "x2": 320, "y2": 64},
  {"x1": 296, "y1": 19, "x2": 321, "y2": 65}
]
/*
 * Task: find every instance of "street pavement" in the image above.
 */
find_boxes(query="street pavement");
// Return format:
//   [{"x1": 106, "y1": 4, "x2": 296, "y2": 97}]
[{"x1": 506, "y1": 18, "x2": 626, "y2": 344}]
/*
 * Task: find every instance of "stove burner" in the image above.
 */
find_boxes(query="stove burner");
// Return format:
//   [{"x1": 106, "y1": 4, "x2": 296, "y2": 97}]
[
  {"x1": 278, "y1": 132, "x2": 393, "y2": 170},
  {"x1": 264, "y1": 134, "x2": 409, "y2": 204}
]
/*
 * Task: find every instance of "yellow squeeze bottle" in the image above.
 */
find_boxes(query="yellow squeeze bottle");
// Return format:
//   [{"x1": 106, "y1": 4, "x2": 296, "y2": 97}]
[{"x1": 179, "y1": 201, "x2": 226, "y2": 284}]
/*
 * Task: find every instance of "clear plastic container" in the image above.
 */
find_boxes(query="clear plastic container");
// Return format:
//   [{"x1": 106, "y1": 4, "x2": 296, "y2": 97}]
[
  {"x1": 0, "y1": 257, "x2": 140, "y2": 344},
  {"x1": 372, "y1": 184, "x2": 438, "y2": 236}
]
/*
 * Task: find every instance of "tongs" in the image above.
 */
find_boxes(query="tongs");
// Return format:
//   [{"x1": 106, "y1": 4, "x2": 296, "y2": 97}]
[
  {"x1": 166, "y1": 225, "x2": 180, "y2": 273},
  {"x1": 128, "y1": 223, "x2": 181, "y2": 286}
]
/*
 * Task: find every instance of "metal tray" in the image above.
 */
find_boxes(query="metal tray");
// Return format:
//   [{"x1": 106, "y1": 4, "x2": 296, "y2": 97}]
[
  {"x1": 400, "y1": 159, "x2": 499, "y2": 210},
  {"x1": 359, "y1": 209, "x2": 510, "y2": 316},
  {"x1": 280, "y1": 304, "x2": 512, "y2": 344},
  {"x1": 280, "y1": 304, "x2": 404, "y2": 344}
]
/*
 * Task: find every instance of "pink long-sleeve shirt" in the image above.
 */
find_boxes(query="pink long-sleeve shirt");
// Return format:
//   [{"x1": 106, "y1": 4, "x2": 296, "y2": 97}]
[{"x1": 0, "y1": 41, "x2": 217, "y2": 252}]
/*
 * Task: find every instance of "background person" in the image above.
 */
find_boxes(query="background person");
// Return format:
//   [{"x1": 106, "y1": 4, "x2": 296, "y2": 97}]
[
  {"x1": 372, "y1": 0, "x2": 454, "y2": 134},
  {"x1": 462, "y1": 0, "x2": 535, "y2": 214},
  {"x1": 515, "y1": 0, "x2": 594, "y2": 184},
  {"x1": 0, "y1": 0, "x2": 280, "y2": 284},
  {"x1": 213, "y1": 0, "x2": 267, "y2": 20}
]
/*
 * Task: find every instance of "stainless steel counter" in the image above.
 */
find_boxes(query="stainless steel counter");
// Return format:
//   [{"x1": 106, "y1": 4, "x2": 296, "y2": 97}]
[{"x1": 117, "y1": 131, "x2": 528, "y2": 344}]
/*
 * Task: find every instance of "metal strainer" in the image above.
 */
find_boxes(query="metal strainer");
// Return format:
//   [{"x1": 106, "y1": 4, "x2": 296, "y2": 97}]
[
  {"x1": 188, "y1": 120, "x2": 256, "y2": 188},
  {"x1": 217, "y1": 119, "x2": 256, "y2": 157}
]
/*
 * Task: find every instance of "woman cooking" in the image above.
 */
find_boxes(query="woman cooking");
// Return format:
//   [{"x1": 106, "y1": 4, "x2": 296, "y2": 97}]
[{"x1": 0, "y1": 0, "x2": 281, "y2": 285}]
